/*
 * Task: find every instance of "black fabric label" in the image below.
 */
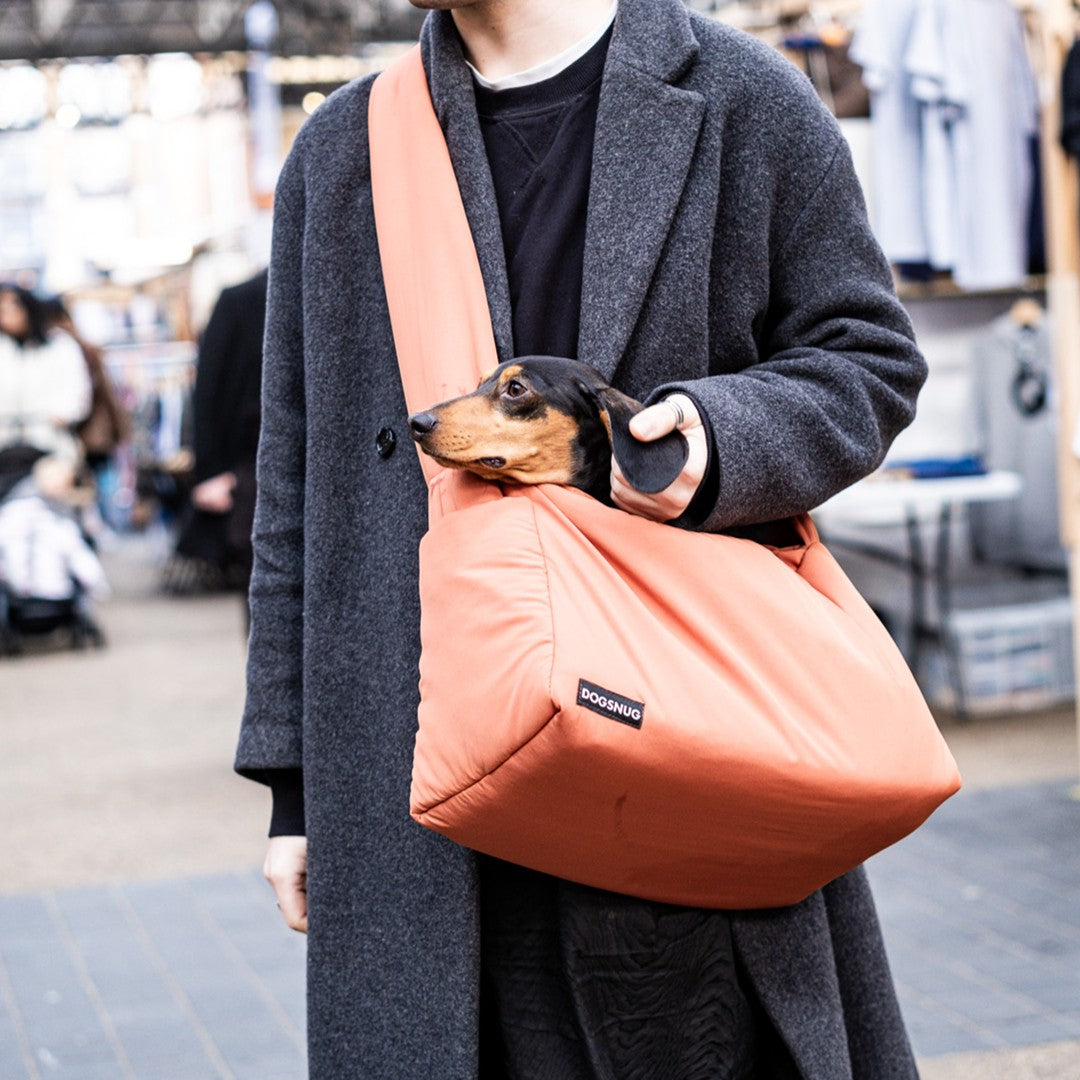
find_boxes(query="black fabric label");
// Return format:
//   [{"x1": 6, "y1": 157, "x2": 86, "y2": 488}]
[{"x1": 576, "y1": 680, "x2": 644, "y2": 729}]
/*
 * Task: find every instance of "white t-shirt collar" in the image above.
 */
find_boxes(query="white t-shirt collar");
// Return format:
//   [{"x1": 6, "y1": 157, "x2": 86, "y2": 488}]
[{"x1": 466, "y1": 2, "x2": 617, "y2": 92}]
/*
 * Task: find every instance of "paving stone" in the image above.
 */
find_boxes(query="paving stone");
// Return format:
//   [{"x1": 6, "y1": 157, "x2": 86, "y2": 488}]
[
  {"x1": 1026, "y1": 891, "x2": 1080, "y2": 928},
  {"x1": 45, "y1": 889, "x2": 226, "y2": 1076},
  {"x1": 182, "y1": 874, "x2": 307, "y2": 1038},
  {"x1": 1023, "y1": 979, "x2": 1080, "y2": 1014},
  {"x1": 117, "y1": 880, "x2": 304, "y2": 1075},
  {"x1": 991, "y1": 1014, "x2": 1080, "y2": 1048},
  {"x1": 214, "y1": 1038, "x2": 305, "y2": 1079},
  {"x1": 896, "y1": 1001, "x2": 954, "y2": 1037},
  {"x1": 946, "y1": 989, "x2": 1043, "y2": 1025},
  {"x1": 112, "y1": 1009, "x2": 225, "y2": 1076},
  {"x1": 34, "y1": 1065, "x2": 119, "y2": 1080},
  {"x1": 869, "y1": 780, "x2": 1080, "y2": 1059},
  {"x1": 2, "y1": 940, "x2": 108, "y2": 1035},
  {"x1": 908, "y1": 1019, "x2": 998, "y2": 1058},
  {"x1": 231, "y1": 1055, "x2": 306, "y2": 1080},
  {"x1": 892, "y1": 964, "x2": 988, "y2": 1000},
  {"x1": 0, "y1": 896, "x2": 57, "y2": 949},
  {"x1": 51, "y1": 887, "x2": 131, "y2": 936},
  {"x1": 28, "y1": 1043, "x2": 122, "y2": 1074},
  {"x1": 917, "y1": 1039, "x2": 1080, "y2": 1080},
  {"x1": 0, "y1": 1053, "x2": 31, "y2": 1080},
  {"x1": 1, "y1": 778, "x2": 1078, "y2": 1070},
  {"x1": 115, "y1": 1015, "x2": 228, "y2": 1078},
  {"x1": 0, "y1": 985, "x2": 28, "y2": 1047},
  {"x1": 1008, "y1": 928, "x2": 1080, "y2": 960}
]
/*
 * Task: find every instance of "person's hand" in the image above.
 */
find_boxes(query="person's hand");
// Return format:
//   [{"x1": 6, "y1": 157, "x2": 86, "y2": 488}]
[
  {"x1": 191, "y1": 471, "x2": 236, "y2": 514},
  {"x1": 264, "y1": 835, "x2": 308, "y2": 933},
  {"x1": 610, "y1": 393, "x2": 708, "y2": 521}
]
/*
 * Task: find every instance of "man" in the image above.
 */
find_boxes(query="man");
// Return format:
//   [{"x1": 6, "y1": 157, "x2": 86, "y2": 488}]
[
  {"x1": 236, "y1": 1, "x2": 927, "y2": 1076},
  {"x1": 174, "y1": 270, "x2": 268, "y2": 593}
]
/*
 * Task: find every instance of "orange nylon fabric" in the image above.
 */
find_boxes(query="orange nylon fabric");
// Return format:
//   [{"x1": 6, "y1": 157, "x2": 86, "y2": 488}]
[{"x1": 369, "y1": 47, "x2": 961, "y2": 908}]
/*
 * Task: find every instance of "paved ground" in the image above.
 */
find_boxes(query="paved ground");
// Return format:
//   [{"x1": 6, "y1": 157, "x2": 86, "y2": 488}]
[
  {"x1": 867, "y1": 783, "x2": 1080, "y2": 1068},
  {"x1": 0, "y1": 872, "x2": 306, "y2": 1079},
  {"x1": 1, "y1": 534, "x2": 1079, "y2": 1078},
  {"x1": 3, "y1": 531, "x2": 268, "y2": 893}
]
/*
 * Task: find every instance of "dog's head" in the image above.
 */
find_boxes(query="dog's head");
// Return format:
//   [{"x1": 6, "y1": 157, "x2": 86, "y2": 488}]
[{"x1": 407, "y1": 356, "x2": 688, "y2": 503}]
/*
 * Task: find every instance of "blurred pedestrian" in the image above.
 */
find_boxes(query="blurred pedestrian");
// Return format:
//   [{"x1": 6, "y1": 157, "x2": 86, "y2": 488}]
[
  {"x1": 0, "y1": 284, "x2": 92, "y2": 496},
  {"x1": 0, "y1": 455, "x2": 109, "y2": 605},
  {"x1": 42, "y1": 296, "x2": 131, "y2": 474},
  {"x1": 168, "y1": 270, "x2": 267, "y2": 594}
]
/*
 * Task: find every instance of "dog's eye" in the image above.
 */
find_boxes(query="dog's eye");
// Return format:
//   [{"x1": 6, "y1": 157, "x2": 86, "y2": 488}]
[{"x1": 504, "y1": 379, "x2": 528, "y2": 398}]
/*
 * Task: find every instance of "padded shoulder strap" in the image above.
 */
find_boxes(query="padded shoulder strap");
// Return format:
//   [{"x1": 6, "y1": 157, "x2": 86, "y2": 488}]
[{"x1": 369, "y1": 47, "x2": 500, "y2": 486}]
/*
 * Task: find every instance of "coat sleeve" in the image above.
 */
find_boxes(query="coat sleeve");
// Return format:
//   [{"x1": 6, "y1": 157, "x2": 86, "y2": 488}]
[
  {"x1": 651, "y1": 135, "x2": 926, "y2": 532},
  {"x1": 234, "y1": 154, "x2": 307, "y2": 781}
]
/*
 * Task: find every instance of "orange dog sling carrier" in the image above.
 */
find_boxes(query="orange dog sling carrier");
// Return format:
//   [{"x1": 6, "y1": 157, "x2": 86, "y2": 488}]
[{"x1": 368, "y1": 47, "x2": 960, "y2": 909}]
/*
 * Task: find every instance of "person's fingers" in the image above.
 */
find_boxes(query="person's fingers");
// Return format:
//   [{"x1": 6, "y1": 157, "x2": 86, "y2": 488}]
[
  {"x1": 610, "y1": 399, "x2": 708, "y2": 520},
  {"x1": 609, "y1": 479, "x2": 691, "y2": 520},
  {"x1": 610, "y1": 464, "x2": 691, "y2": 520},
  {"x1": 263, "y1": 837, "x2": 309, "y2": 934},
  {"x1": 628, "y1": 397, "x2": 687, "y2": 443},
  {"x1": 270, "y1": 866, "x2": 308, "y2": 933},
  {"x1": 268, "y1": 882, "x2": 308, "y2": 933},
  {"x1": 610, "y1": 463, "x2": 666, "y2": 518}
]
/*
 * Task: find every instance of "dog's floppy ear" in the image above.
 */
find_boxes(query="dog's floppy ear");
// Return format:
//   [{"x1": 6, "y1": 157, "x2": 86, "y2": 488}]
[{"x1": 583, "y1": 382, "x2": 690, "y2": 495}]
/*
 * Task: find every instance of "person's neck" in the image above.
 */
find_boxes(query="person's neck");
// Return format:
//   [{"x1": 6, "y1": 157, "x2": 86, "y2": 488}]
[{"x1": 452, "y1": 0, "x2": 613, "y2": 82}]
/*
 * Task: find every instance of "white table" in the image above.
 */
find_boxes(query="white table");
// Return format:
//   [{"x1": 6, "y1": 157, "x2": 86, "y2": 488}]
[
  {"x1": 816, "y1": 470, "x2": 1022, "y2": 525},
  {"x1": 814, "y1": 470, "x2": 1023, "y2": 717}
]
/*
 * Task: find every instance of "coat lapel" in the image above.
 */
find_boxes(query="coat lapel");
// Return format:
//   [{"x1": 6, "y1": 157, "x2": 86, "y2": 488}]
[
  {"x1": 421, "y1": 15, "x2": 515, "y2": 364},
  {"x1": 578, "y1": 0, "x2": 705, "y2": 381}
]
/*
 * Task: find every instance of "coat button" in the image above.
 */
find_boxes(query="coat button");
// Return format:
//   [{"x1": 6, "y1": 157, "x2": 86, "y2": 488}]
[{"x1": 376, "y1": 427, "x2": 396, "y2": 459}]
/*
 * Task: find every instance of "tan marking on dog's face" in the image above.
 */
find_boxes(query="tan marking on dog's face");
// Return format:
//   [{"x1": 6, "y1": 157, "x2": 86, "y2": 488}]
[
  {"x1": 598, "y1": 409, "x2": 613, "y2": 442},
  {"x1": 414, "y1": 364, "x2": 581, "y2": 484}
]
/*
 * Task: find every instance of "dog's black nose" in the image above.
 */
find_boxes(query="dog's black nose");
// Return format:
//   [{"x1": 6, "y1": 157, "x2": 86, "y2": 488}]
[{"x1": 408, "y1": 412, "x2": 438, "y2": 438}]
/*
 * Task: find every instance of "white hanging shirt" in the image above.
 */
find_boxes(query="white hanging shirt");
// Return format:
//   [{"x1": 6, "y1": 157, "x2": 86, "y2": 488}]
[
  {"x1": 850, "y1": 0, "x2": 930, "y2": 263},
  {"x1": 905, "y1": 0, "x2": 1038, "y2": 290}
]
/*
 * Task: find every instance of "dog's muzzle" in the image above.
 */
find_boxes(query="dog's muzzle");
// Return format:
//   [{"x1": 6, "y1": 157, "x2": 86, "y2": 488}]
[{"x1": 409, "y1": 412, "x2": 438, "y2": 438}]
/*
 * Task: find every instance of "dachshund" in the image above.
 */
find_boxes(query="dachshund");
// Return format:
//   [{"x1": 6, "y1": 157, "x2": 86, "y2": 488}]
[{"x1": 407, "y1": 356, "x2": 689, "y2": 504}]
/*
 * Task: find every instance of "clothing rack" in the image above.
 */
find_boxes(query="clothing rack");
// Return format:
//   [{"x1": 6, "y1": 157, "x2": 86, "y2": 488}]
[{"x1": 721, "y1": 0, "x2": 1080, "y2": 768}]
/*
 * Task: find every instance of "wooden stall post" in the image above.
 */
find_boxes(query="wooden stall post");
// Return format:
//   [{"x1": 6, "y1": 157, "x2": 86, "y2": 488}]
[{"x1": 1037, "y1": 0, "x2": 1080, "y2": 782}]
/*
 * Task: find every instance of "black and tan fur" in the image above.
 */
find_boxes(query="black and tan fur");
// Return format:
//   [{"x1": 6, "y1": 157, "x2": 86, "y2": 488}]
[{"x1": 408, "y1": 356, "x2": 689, "y2": 503}]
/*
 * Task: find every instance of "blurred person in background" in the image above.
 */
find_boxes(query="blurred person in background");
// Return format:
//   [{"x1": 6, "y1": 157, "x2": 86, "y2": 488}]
[
  {"x1": 0, "y1": 453, "x2": 109, "y2": 655},
  {"x1": 166, "y1": 269, "x2": 267, "y2": 596},
  {"x1": 0, "y1": 284, "x2": 92, "y2": 498},
  {"x1": 42, "y1": 296, "x2": 131, "y2": 476}
]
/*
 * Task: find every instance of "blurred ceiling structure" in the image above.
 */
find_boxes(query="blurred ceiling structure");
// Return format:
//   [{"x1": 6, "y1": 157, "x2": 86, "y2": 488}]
[{"x1": 0, "y1": 0, "x2": 427, "y2": 61}]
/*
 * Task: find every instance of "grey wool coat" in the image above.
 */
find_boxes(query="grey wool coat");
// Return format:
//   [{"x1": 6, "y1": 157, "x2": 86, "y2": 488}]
[{"x1": 236, "y1": 1, "x2": 927, "y2": 1076}]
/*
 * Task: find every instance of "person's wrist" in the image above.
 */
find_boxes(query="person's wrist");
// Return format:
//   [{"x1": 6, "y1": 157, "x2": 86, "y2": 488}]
[
  {"x1": 268, "y1": 769, "x2": 306, "y2": 837},
  {"x1": 667, "y1": 390, "x2": 718, "y2": 529}
]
